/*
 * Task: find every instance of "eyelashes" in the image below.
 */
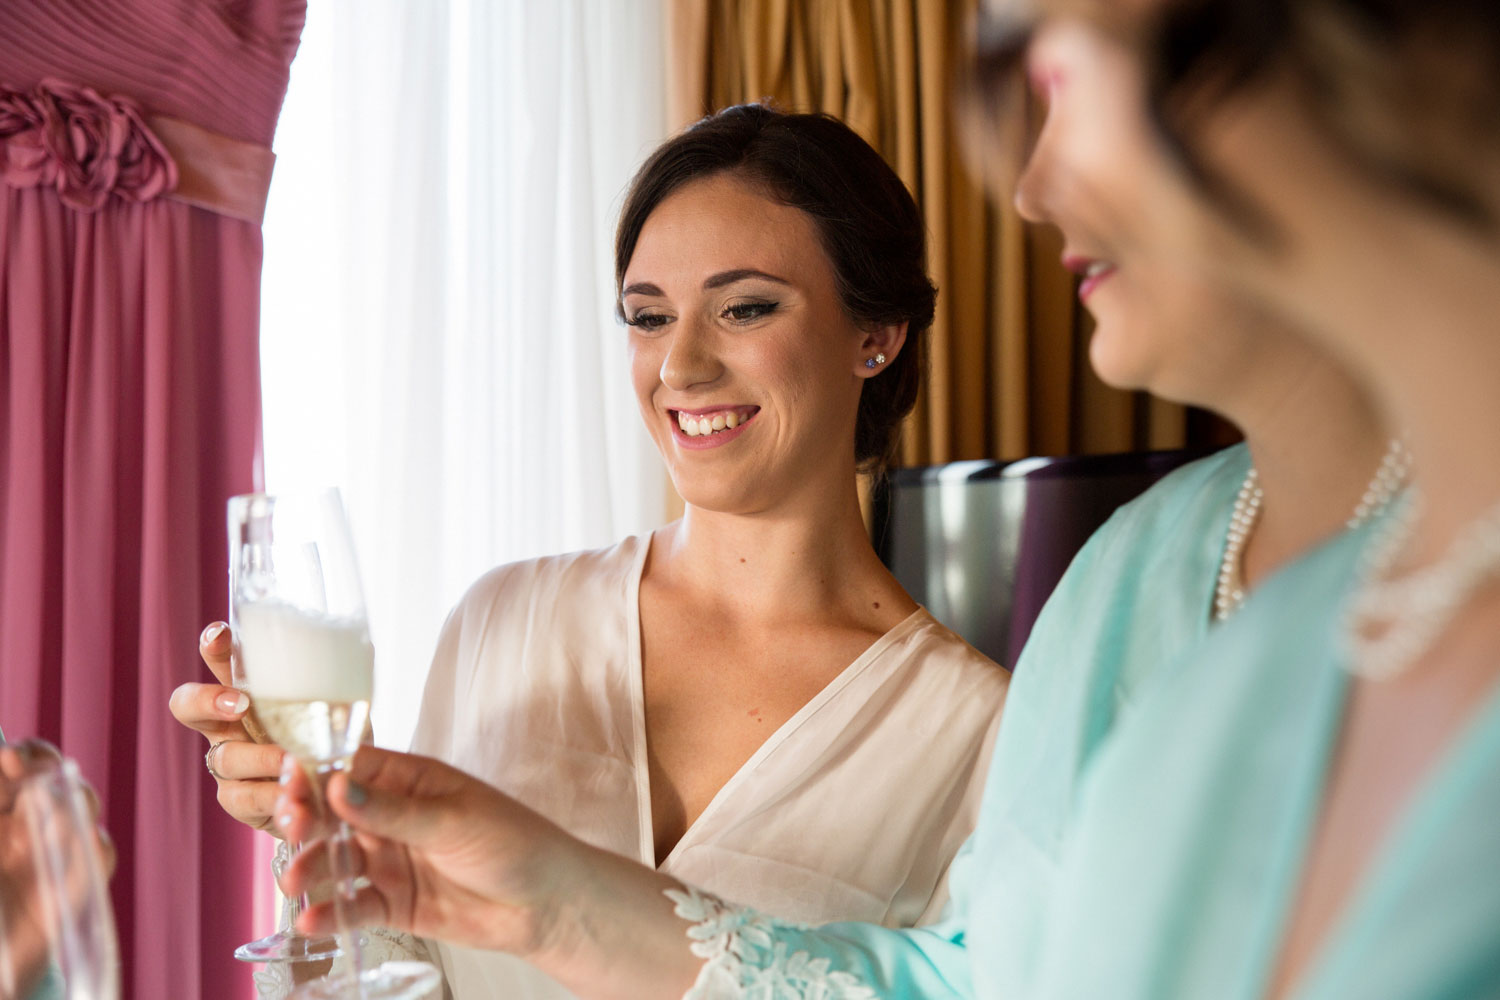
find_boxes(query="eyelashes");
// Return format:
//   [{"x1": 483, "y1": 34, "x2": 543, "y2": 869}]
[
  {"x1": 624, "y1": 300, "x2": 781, "y2": 331},
  {"x1": 721, "y1": 300, "x2": 778, "y2": 322},
  {"x1": 624, "y1": 312, "x2": 670, "y2": 331}
]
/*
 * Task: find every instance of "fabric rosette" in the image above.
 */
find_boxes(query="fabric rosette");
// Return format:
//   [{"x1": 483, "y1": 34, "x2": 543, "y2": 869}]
[
  {"x1": 0, "y1": 87, "x2": 53, "y2": 187},
  {"x1": 0, "y1": 78, "x2": 177, "y2": 211}
]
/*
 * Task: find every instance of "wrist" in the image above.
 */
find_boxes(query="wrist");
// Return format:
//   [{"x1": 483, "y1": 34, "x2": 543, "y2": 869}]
[
  {"x1": 516, "y1": 834, "x2": 603, "y2": 967},
  {"x1": 526, "y1": 844, "x2": 705, "y2": 1000}
]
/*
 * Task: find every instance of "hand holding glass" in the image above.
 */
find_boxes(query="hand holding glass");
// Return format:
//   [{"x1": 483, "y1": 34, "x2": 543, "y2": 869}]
[{"x1": 228, "y1": 490, "x2": 438, "y2": 1000}]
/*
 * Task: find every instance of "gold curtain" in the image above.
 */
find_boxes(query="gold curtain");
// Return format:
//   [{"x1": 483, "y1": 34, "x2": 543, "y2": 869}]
[{"x1": 664, "y1": 0, "x2": 1232, "y2": 467}]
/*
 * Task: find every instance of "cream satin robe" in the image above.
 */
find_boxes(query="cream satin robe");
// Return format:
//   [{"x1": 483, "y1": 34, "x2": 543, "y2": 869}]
[{"x1": 333, "y1": 534, "x2": 1007, "y2": 1000}]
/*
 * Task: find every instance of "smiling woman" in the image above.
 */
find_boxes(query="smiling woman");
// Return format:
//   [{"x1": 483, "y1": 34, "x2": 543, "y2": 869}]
[
  {"x1": 182, "y1": 103, "x2": 1008, "y2": 1000},
  {"x1": 617, "y1": 104, "x2": 935, "y2": 479},
  {"x1": 621, "y1": 172, "x2": 896, "y2": 515}
]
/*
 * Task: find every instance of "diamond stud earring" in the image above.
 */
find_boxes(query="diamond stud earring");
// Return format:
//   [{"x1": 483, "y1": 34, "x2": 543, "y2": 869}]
[{"x1": 865, "y1": 352, "x2": 886, "y2": 369}]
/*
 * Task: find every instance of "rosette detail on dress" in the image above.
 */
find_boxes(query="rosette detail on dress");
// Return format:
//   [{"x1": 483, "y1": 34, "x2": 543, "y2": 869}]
[{"x1": 0, "y1": 79, "x2": 178, "y2": 211}]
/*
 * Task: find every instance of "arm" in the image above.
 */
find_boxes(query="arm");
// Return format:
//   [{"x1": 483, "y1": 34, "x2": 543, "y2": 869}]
[
  {"x1": 665, "y1": 883, "x2": 971, "y2": 1000},
  {"x1": 276, "y1": 747, "x2": 970, "y2": 1000}
]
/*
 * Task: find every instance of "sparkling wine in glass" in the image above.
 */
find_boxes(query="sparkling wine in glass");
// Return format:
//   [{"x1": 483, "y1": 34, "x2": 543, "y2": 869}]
[
  {"x1": 228, "y1": 495, "x2": 343, "y2": 967},
  {"x1": 228, "y1": 490, "x2": 439, "y2": 1000}
]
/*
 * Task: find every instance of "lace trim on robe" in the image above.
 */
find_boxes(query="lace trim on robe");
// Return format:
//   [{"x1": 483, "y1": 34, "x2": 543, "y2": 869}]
[{"x1": 667, "y1": 885, "x2": 876, "y2": 1000}]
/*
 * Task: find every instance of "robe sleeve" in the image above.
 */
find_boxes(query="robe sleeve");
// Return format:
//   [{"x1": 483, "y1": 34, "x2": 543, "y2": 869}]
[{"x1": 666, "y1": 849, "x2": 975, "y2": 1000}]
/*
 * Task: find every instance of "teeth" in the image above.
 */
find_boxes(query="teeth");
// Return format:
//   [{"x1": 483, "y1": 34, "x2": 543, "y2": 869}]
[
  {"x1": 1086, "y1": 260, "x2": 1112, "y2": 277},
  {"x1": 677, "y1": 410, "x2": 748, "y2": 437}
]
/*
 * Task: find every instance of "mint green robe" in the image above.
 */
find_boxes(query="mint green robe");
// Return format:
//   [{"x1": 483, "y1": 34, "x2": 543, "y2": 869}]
[
  {"x1": 701, "y1": 447, "x2": 1500, "y2": 999},
  {"x1": 1028, "y1": 523, "x2": 1500, "y2": 999}
]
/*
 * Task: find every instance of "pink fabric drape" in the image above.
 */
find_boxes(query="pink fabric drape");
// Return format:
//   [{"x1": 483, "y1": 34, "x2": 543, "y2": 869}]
[{"x1": 0, "y1": 3, "x2": 304, "y2": 999}]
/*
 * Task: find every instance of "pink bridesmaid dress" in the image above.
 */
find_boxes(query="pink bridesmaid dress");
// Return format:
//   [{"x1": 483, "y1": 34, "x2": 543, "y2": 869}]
[{"x1": 0, "y1": 2, "x2": 305, "y2": 998}]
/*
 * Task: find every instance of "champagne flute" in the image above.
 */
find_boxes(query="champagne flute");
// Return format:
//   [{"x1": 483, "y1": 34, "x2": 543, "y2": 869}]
[
  {"x1": 228, "y1": 502, "x2": 343, "y2": 967},
  {"x1": 228, "y1": 490, "x2": 439, "y2": 1000},
  {"x1": 1, "y1": 754, "x2": 121, "y2": 1000}
]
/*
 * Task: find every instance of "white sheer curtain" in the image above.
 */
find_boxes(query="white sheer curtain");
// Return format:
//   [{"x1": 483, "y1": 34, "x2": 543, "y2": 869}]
[{"x1": 261, "y1": 0, "x2": 669, "y2": 748}]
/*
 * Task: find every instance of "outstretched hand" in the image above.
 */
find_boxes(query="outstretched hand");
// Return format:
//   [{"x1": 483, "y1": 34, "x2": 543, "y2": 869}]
[
  {"x1": 275, "y1": 746, "x2": 576, "y2": 958},
  {"x1": 274, "y1": 746, "x2": 706, "y2": 1000}
]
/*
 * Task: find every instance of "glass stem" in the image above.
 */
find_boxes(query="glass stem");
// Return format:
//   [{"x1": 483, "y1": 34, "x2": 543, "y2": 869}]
[
  {"x1": 309, "y1": 763, "x2": 365, "y2": 996},
  {"x1": 273, "y1": 839, "x2": 314, "y2": 930},
  {"x1": 330, "y1": 822, "x2": 365, "y2": 992}
]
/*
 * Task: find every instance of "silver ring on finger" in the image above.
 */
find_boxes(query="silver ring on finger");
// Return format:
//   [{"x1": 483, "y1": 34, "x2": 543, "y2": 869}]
[{"x1": 205, "y1": 741, "x2": 230, "y2": 782}]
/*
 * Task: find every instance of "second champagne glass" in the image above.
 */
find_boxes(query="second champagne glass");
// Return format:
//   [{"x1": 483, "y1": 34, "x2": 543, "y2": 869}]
[
  {"x1": 229, "y1": 490, "x2": 439, "y2": 1000},
  {"x1": 3, "y1": 755, "x2": 121, "y2": 1000}
]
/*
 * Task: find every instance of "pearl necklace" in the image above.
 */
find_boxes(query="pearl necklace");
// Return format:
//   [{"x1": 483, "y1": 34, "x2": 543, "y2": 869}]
[
  {"x1": 1344, "y1": 493, "x2": 1500, "y2": 680},
  {"x1": 1212, "y1": 439, "x2": 1411, "y2": 623}
]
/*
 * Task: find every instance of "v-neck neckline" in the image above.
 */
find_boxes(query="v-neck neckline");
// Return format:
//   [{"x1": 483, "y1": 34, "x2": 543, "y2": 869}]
[
  {"x1": 1248, "y1": 632, "x2": 1500, "y2": 1000},
  {"x1": 621, "y1": 530, "x2": 930, "y2": 871}
]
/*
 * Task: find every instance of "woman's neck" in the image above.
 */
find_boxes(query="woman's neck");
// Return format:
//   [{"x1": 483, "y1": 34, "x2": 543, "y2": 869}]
[
  {"x1": 652, "y1": 477, "x2": 912, "y2": 628},
  {"x1": 1229, "y1": 350, "x2": 1392, "y2": 591},
  {"x1": 1383, "y1": 351, "x2": 1500, "y2": 567},
  {"x1": 1280, "y1": 186, "x2": 1500, "y2": 566}
]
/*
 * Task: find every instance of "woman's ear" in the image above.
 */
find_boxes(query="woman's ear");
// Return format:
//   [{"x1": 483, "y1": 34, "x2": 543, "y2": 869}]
[{"x1": 854, "y1": 321, "x2": 909, "y2": 378}]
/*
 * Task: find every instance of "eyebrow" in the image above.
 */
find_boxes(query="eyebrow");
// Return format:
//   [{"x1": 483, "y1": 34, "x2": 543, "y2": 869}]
[
  {"x1": 621, "y1": 268, "x2": 792, "y2": 299},
  {"x1": 704, "y1": 268, "x2": 791, "y2": 290}
]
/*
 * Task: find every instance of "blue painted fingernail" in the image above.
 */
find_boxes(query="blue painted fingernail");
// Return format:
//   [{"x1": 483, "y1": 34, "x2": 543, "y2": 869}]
[{"x1": 345, "y1": 780, "x2": 368, "y2": 807}]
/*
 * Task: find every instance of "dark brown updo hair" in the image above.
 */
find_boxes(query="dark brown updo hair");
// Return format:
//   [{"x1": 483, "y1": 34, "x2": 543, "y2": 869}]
[{"x1": 615, "y1": 103, "x2": 937, "y2": 475}]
